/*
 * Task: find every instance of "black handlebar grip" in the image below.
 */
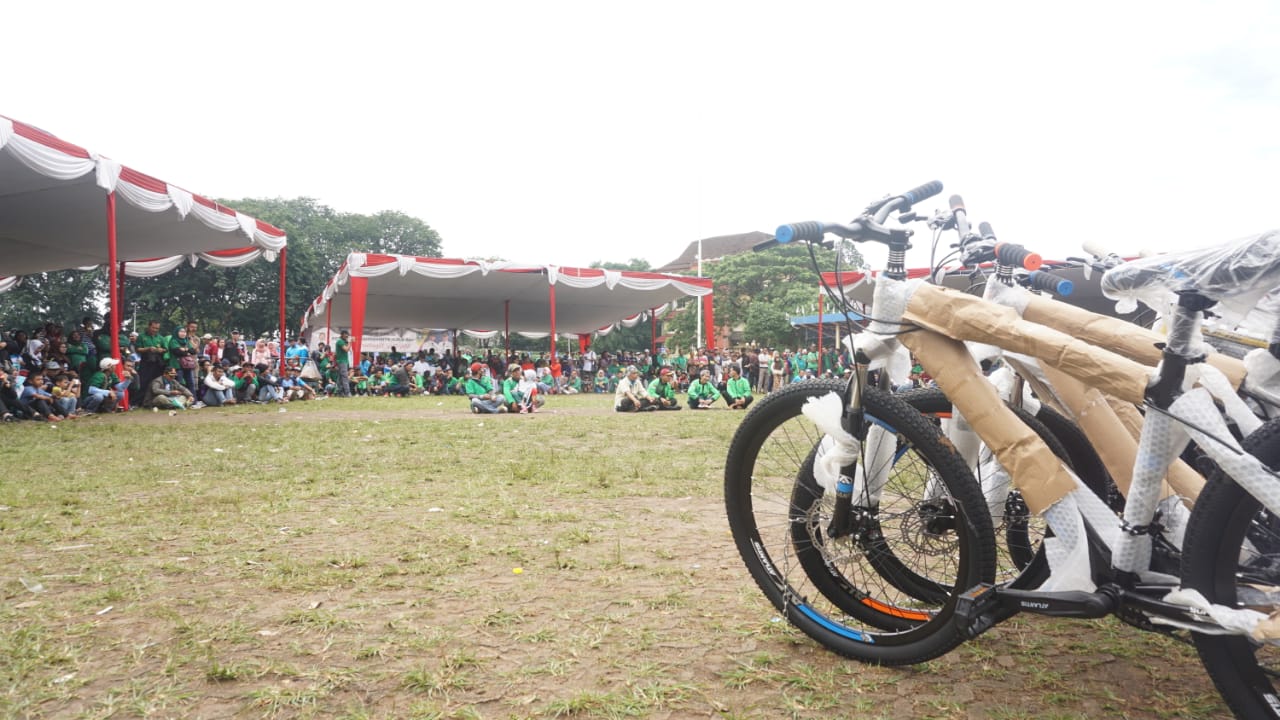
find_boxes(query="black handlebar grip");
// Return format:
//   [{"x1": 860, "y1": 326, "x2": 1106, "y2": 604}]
[
  {"x1": 994, "y1": 242, "x2": 1043, "y2": 271},
  {"x1": 1028, "y1": 270, "x2": 1074, "y2": 297},
  {"x1": 978, "y1": 221, "x2": 996, "y2": 241},
  {"x1": 774, "y1": 222, "x2": 825, "y2": 245},
  {"x1": 900, "y1": 180, "x2": 944, "y2": 206}
]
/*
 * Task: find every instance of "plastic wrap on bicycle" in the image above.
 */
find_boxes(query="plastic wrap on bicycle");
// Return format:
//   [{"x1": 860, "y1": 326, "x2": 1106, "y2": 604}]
[
  {"x1": 1099, "y1": 229, "x2": 1280, "y2": 333},
  {"x1": 902, "y1": 283, "x2": 1151, "y2": 406}
]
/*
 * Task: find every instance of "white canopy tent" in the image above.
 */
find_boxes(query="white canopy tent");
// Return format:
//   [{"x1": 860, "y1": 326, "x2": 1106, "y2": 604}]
[
  {"x1": 302, "y1": 253, "x2": 714, "y2": 359},
  {"x1": 0, "y1": 114, "x2": 289, "y2": 366}
]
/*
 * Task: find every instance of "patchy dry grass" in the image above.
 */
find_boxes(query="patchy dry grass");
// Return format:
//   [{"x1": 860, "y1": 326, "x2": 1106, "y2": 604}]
[{"x1": 0, "y1": 393, "x2": 1226, "y2": 718}]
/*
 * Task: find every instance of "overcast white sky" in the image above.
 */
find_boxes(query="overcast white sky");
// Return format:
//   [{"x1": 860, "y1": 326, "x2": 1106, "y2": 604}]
[{"x1": 5, "y1": 1, "x2": 1278, "y2": 272}]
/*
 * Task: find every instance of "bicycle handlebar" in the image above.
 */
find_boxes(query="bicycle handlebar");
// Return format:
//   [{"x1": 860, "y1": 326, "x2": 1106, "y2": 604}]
[
  {"x1": 995, "y1": 243, "x2": 1043, "y2": 271},
  {"x1": 765, "y1": 180, "x2": 942, "y2": 251},
  {"x1": 1027, "y1": 270, "x2": 1074, "y2": 297}
]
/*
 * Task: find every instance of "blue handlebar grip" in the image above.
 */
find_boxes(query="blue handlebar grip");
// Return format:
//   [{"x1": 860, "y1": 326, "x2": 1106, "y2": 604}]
[
  {"x1": 901, "y1": 180, "x2": 944, "y2": 205},
  {"x1": 1029, "y1": 270, "x2": 1074, "y2": 297},
  {"x1": 775, "y1": 222, "x2": 824, "y2": 244}
]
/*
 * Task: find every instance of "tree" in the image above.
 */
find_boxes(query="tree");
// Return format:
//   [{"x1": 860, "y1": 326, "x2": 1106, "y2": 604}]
[
  {"x1": 663, "y1": 242, "x2": 863, "y2": 349},
  {"x1": 122, "y1": 197, "x2": 443, "y2": 338},
  {"x1": 0, "y1": 269, "x2": 107, "y2": 332}
]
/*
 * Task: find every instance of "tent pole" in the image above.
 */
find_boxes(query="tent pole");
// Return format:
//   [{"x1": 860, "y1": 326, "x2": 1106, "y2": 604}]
[
  {"x1": 650, "y1": 307, "x2": 657, "y2": 358},
  {"x1": 817, "y1": 291, "x2": 824, "y2": 374},
  {"x1": 548, "y1": 282, "x2": 557, "y2": 360},
  {"x1": 350, "y1": 276, "x2": 368, "y2": 366},
  {"x1": 279, "y1": 247, "x2": 288, "y2": 374},
  {"x1": 504, "y1": 299, "x2": 510, "y2": 360},
  {"x1": 106, "y1": 193, "x2": 121, "y2": 365},
  {"x1": 702, "y1": 293, "x2": 714, "y2": 352},
  {"x1": 325, "y1": 301, "x2": 332, "y2": 349}
]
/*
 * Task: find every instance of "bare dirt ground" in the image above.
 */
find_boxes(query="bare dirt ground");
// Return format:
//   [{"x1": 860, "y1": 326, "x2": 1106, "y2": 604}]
[{"x1": 2, "y1": 396, "x2": 1228, "y2": 719}]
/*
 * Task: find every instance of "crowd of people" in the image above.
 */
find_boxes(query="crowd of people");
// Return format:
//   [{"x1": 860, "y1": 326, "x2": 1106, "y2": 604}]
[{"x1": 2, "y1": 317, "x2": 880, "y2": 422}]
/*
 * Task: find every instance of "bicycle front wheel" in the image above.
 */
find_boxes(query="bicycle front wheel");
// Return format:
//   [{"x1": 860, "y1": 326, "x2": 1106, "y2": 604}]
[
  {"x1": 724, "y1": 379, "x2": 995, "y2": 664},
  {"x1": 1181, "y1": 418, "x2": 1280, "y2": 720}
]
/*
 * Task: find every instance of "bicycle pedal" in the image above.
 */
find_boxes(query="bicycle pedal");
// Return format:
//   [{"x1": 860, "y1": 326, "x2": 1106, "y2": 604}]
[{"x1": 954, "y1": 583, "x2": 1000, "y2": 639}]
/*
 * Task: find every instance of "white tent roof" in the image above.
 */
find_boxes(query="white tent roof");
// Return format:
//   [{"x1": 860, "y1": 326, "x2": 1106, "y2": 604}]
[
  {"x1": 303, "y1": 253, "x2": 714, "y2": 336},
  {"x1": 0, "y1": 114, "x2": 286, "y2": 278}
]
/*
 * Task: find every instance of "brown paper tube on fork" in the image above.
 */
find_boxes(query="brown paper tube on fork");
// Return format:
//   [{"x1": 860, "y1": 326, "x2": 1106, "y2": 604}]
[
  {"x1": 1038, "y1": 364, "x2": 1202, "y2": 505},
  {"x1": 1022, "y1": 294, "x2": 1246, "y2": 388},
  {"x1": 900, "y1": 330, "x2": 1078, "y2": 514},
  {"x1": 904, "y1": 284, "x2": 1151, "y2": 406}
]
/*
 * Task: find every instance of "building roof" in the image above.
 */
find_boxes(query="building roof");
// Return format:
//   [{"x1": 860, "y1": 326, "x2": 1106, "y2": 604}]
[{"x1": 654, "y1": 231, "x2": 772, "y2": 273}]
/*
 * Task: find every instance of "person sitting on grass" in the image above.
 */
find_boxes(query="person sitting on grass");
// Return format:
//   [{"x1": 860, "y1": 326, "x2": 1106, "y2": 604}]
[
  {"x1": 20, "y1": 370, "x2": 64, "y2": 421},
  {"x1": 563, "y1": 369, "x2": 583, "y2": 394},
  {"x1": 50, "y1": 373, "x2": 81, "y2": 418},
  {"x1": 202, "y1": 364, "x2": 238, "y2": 407},
  {"x1": 646, "y1": 366, "x2": 682, "y2": 410},
  {"x1": 614, "y1": 366, "x2": 655, "y2": 412},
  {"x1": 687, "y1": 369, "x2": 723, "y2": 410},
  {"x1": 231, "y1": 365, "x2": 258, "y2": 404},
  {"x1": 83, "y1": 357, "x2": 123, "y2": 414},
  {"x1": 146, "y1": 366, "x2": 194, "y2": 410},
  {"x1": 723, "y1": 364, "x2": 754, "y2": 410},
  {"x1": 386, "y1": 363, "x2": 413, "y2": 397},
  {"x1": 256, "y1": 365, "x2": 284, "y2": 403},
  {"x1": 467, "y1": 362, "x2": 506, "y2": 414},
  {"x1": 502, "y1": 364, "x2": 535, "y2": 413},
  {"x1": 0, "y1": 366, "x2": 30, "y2": 421}
]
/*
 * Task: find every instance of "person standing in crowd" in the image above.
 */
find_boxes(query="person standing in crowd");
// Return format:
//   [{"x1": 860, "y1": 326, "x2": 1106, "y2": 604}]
[
  {"x1": 135, "y1": 319, "x2": 167, "y2": 396},
  {"x1": 222, "y1": 331, "x2": 244, "y2": 367},
  {"x1": 723, "y1": 364, "x2": 754, "y2": 410},
  {"x1": 646, "y1": 366, "x2": 681, "y2": 410},
  {"x1": 169, "y1": 325, "x2": 200, "y2": 400},
  {"x1": 335, "y1": 330, "x2": 352, "y2": 397}
]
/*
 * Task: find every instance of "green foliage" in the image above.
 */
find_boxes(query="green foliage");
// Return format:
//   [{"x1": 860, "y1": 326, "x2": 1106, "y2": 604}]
[
  {"x1": 663, "y1": 242, "x2": 862, "y2": 349},
  {"x1": 122, "y1": 198, "x2": 443, "y2": 338},
  {"x1": 590, "y1": 258, "x2": 652, "y2": 271},
  {"x1": 0, "y1": 269, "x2": 108, "y2": 332}
]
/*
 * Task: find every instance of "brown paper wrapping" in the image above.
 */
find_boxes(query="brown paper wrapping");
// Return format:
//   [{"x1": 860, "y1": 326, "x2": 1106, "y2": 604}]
[
  {"x1": 1038, "y1": 364, "x2": 1208, "y2": 505},
  {"x1": 1022, "y1": 294, "x2": 1246, "y2": 388},
  {"x1": 1104, "y1": 395, "x2": 1204, "y2": 503},
  {"x1": 900, "y1": 330, "x2": 1077, "y2": 514},
  {"x1": 904, "y1": 285, "x2": 1151, "y2": 405}
]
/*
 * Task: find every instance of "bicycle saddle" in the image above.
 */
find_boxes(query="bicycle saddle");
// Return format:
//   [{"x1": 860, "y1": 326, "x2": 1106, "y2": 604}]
[{"x1": 1100, "y1": 229, "x2": 1280, "y2": 320}]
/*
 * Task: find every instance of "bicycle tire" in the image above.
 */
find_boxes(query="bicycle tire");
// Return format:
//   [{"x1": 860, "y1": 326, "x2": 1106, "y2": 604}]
[
  {"x1": 725, "y1": 378, "x2": 996, "y2": 664},
  {"x1": 1181, "y1": 418, "x2": 1280, "y2": 720}
]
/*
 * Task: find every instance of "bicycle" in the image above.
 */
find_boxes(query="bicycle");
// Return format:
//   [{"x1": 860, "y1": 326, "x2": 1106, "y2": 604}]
[{"x1": 725, "y1": 181, "x2": 1280, "y2": 719}]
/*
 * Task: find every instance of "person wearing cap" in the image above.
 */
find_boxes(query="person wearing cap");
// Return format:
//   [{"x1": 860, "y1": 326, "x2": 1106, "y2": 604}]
[
  {"x1": 687, "y1": 368, "x2": 723, "y2": 409},
  {"x1": 466, "y1": 362, "x2": 505, "y2": 413},
  {"x1": 615, "y1": 365, "x2": 655, "y2": 412},
  {"x1": 502, "y1": 364, "x2": 533, "y2": 413},
  {"x1": 723, "y1": 364, "x2": 754, "y2": 410},
  {"x1": 83, "y1": 357, "x2": 124, "y2": 413},
  {"x1": 646, "y1": 367, "x2": 681, "y2": 410}
]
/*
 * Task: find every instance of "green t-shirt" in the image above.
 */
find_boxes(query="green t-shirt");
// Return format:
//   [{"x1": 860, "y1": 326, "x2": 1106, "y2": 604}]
[
  {"x1": 136, "y1": 332, "x2": 167, "y2": 364},
  {"x1": 725, "y1": 376, "x2": 751, "y2": 399},
  {"x1": 335, "y1": 338, "x2": 350, "y2": 365},
  {"x1": 646, "y1": 378, "x2": 677, "y2": 401}
]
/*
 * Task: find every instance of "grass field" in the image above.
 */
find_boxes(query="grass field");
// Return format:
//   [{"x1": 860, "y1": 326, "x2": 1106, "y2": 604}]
[{"x1": 1, "y1": 393, "x2": 1226, "y2": 719}]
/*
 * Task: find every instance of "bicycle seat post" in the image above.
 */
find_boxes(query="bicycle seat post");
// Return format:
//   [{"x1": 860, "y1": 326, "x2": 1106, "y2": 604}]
[{"x1": 1146, "y1": 291, "x2": 1214, "y2": 409}]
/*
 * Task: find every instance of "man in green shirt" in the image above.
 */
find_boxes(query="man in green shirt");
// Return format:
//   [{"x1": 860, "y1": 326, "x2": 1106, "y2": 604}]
[
  {"x1": 335, "y1": 330, "x2": 352, "y2": 397},
  {"x1": 724, "y1": 364, "x2": 754, "y2": 410},
  {"x1": 466, "y1": 362, "x2": 506, "y2": 413},
  {"x1": 687, "y1": 369, "x2": 722, "y2": 409},
  {"x1": 646, "y1": 366, "x2": 681, "y2": 410},
  {"x1": 135, "y1": 320, "x2": 168, "y2": 395}
]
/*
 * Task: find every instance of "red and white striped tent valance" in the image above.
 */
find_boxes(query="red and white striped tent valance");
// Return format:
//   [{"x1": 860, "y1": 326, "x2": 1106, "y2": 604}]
[
  {"x1": 302, "y1": 253, "x2": 714, "y2": 356},
  {"x1": 0, "y1": 114, "x2": 286, "y2": 279}
]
